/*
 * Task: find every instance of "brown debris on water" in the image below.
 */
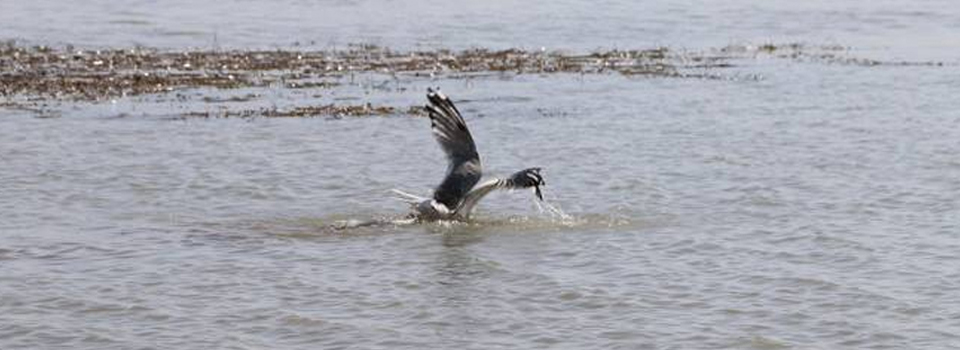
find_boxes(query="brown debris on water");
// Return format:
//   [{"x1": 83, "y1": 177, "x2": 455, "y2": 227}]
[
  {"x1": 716, "y1": 43, "x2": 946, "y2": 67},
  {"x1": 0, "y1": 42, "x2": 736, "y2": 102},
  {"x1": 201, "y1": 93, "x2": 261, "y2": 103},
  {"x1": 180, "y1": 103, "x2": 422, "y2": 119},
  {"x1": 1, "y1": 41, "x2": 946, "y2": 118},
  {"x1": 284, "y1": 81, "x2": 340, "y2": 89}
]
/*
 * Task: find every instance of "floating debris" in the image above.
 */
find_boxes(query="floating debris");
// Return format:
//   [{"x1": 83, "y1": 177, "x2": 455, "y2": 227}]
[
  {"x1": 178, "y1": 103, "x2": 425, "y2": 119},
  {"x1": 201, "y1": 93, "x2": 261, "y2": 103},
  {"x1": 0, "y1": 43, "x2": 737, "y2": 102},
  {"x1": 284, "y1": 81, "x2": 340, "y2": 89},
  {"x1": 0, "y1": 42, "x2": 948, "y2": 118},
  {"x1": 715, "y1": 43, "x2": 946, "y2": 67}
]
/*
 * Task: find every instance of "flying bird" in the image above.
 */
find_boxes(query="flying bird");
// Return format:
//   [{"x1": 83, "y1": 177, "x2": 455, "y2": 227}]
[{"x1": 392, "y1": 88, "x2": 545, "y2": 221}]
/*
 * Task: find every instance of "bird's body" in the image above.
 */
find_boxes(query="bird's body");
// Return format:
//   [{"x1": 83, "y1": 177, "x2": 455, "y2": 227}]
[{"x1": 396, "y1": 89, "x2": 545, "y2": 221}]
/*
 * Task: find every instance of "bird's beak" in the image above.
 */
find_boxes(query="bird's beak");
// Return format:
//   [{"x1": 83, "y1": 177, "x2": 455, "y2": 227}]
[{"x1": 534, "y1": 185, "x2": 543, "y2": 201}]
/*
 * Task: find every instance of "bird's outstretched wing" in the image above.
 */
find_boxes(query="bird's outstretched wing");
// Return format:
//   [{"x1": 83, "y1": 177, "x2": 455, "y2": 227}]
[
  {"x1": 457, "y1": 168, "x2": 545, "y2": 218},
  {"x1": 425, "y1": 88, "x2": 482, "y2": 210}
]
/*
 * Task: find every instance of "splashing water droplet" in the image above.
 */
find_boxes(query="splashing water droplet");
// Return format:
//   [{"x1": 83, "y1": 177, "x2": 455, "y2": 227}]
[{"x1": 534, "y1": 196, "x2": 574, "y2": 223}]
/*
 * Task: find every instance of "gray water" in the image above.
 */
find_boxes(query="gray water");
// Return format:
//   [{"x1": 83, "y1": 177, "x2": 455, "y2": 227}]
[{"x1": 3, "y1": 1, "x2": 960, "y2": 349}]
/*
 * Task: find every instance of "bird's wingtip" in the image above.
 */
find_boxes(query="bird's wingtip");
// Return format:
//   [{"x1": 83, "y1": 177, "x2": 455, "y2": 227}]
[{"x1": 427, "y1": 86, "x2": 447, "y2": 100}]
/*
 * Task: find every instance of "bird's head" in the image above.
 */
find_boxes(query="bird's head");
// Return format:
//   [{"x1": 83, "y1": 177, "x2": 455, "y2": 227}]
[{"x1": 508, "y1": 167, "x2": 546, "y2": 200}]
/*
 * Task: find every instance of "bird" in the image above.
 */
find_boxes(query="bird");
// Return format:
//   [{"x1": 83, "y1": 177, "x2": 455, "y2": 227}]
[{"x1": 392, "y1": 88, "x2": 545, "y2": 221}]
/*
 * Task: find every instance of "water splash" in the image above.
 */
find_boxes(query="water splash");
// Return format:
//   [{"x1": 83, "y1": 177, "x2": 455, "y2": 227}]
[{"x1": 534, "y1": 196, "x2": 575, "y2": 223}]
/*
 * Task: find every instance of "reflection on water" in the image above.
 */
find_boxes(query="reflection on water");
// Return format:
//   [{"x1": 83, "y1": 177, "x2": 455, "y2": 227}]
[{"x1": 439, "y1": 230, "x2": 487, "y2": 248}]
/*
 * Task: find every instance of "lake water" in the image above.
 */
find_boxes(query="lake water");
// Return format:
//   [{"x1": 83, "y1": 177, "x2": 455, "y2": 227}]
[{"x1": 2, "y1": 1, "x2": 959, "y2": 349}]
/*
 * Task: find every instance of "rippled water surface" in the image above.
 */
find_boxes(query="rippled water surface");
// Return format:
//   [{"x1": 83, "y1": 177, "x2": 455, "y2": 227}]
[{"x1": 3, "y1": 1, "x2": 960, "y2": 349}]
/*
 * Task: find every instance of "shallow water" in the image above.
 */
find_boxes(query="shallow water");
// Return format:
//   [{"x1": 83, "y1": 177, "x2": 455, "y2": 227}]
[{"x1": 3, "y1": 1, "x2": 960, "y2": 349}]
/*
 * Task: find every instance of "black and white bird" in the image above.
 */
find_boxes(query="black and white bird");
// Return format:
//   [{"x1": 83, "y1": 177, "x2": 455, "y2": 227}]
[{"x1": 392, "y1": 88, "x2": 545, "y2": 221}]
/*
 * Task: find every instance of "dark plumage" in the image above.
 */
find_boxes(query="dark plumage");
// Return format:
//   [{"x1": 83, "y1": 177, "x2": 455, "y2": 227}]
[
  {"x1": 424, "y1": 88, "x2": 482, "y2": 209},
  {"x1": 397, "y1": 88, "x2": 546, "y2": 221}
]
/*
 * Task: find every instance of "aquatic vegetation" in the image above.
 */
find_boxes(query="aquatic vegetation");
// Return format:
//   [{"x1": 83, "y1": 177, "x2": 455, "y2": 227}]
[
  {"x1": 0, "y1": 41, "x2": 948, "y2": 118},
  {"x1": 179, "y1": 103, "x2": 423, "y2": 119},
  {"x1": 0, "y1": 43, "x2": 727, "y2": 102}
]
